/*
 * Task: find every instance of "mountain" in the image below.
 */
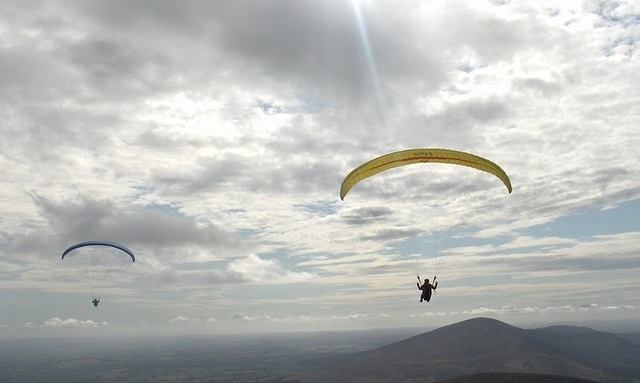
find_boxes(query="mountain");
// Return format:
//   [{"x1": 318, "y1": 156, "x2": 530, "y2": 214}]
[
  {"x1": 617, "y1": 332, "x2": 640, "y2": 345},
  {"x1": 282, "y1": 317, "x2": 640, "y2": 383},
  {"x1": 434, "y1": 372, "x2": 597, "y2": 383}
]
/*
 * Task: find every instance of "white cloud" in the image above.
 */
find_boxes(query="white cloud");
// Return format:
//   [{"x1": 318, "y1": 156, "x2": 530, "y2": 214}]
[
  {"x1": 36, "y1": 317, "x2": 109, "y2": 328},
  {"x1": 1, "y1": 0, "x2": 639, "y2": 337},
  {"x1": 449, "y1": 304, "x2": 639, "y2": 317},
  {"x1": 230, "y1": 311, "x2": 390, "y2": 323},
  {"x1": 228, "y1": 254, "x2": 314, "y2": 283},
  {"x1": 411, "y1": 311, "x2": 448, "y2": 318},
  {"x1": 169, "y1": 316, "x2": 201, "y2": 324}
]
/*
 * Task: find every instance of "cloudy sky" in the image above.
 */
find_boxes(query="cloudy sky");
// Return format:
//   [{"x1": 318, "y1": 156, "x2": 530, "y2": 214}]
[{"x1": 1, "y1": 0, "x2": 639, "y2": 338}]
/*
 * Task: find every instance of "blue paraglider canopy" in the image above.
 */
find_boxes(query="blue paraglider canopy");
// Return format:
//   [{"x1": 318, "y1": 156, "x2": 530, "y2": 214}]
[{"x1": 61, "y1": 241, "x2": 135, "y2": 262}]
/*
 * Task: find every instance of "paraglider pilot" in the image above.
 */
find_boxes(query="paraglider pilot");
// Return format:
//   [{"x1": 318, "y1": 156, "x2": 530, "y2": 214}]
[
  {"x1": 92, "y1": 296, "x2": 100, "y2": 307},
  {"x1": 417, "y1": 276, "x2": 437, "y2": 302}
]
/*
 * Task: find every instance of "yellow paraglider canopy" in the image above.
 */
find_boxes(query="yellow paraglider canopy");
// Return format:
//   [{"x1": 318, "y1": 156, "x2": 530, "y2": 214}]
[{"x1": 340, "y1": 148, "x2": 512, "y2": 200}]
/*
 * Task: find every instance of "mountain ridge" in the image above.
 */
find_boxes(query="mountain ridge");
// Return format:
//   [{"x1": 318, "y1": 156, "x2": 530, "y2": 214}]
[
  {"x1": 282, "y1": 317, "x2": 640, "y2": 383},
  {"x1": 433, "y1": 372, "x2": 598, "y2": 383}
]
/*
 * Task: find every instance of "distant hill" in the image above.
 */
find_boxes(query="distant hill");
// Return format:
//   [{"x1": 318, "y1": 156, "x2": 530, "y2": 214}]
[
  {"x1": 434, "y1": 372, "x2": 597, "y2": 383},
  {"x1": 282, "y1": 317, "x2": 640, "y2": 383},
  {"x1": 617, "y1": 332, "x2": 640, "y2": 346}
]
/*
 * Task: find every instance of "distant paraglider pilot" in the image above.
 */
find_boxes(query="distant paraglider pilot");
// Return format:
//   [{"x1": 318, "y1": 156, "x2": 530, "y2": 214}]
[
  {"x1": 417, "y1": 276, "x2": 437, "y2": 302},
  {"x1": 92, "y1": 296, "x2": 100, "y2": 307}
]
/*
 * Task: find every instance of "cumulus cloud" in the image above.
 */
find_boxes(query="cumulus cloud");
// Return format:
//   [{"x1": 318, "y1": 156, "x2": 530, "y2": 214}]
[
  {"x1": 145, "y1": 252, "x2": 313, "y2": 286},
  {"x1": 203, "y1": 268, "x2": 248, "y2": 285},
  {"x1": 28, "y1": 194, "x2": 245, "y2": 251},
  {"x1": 450, "y1": 304, "x2": 639, "y2": 317},
  {"x1": 1, "y1": 0, "x2": 640, "y2": 336},
  {"x1": 23, "y1": 317, "x2": 109, "y2": 328},
  {"x1": 228, "y1": 254, "x2": 314, "y2": 283},
  {"x1": 411, "y1": 311, "x2": 448, "y2": 318},
  {"x1": 166, "y1": 316, "x2": 217, "y2": 324},
  {"x1": 230, "y1": 311, "x2": 390, "y2": 323},
  {"x1": 231, "y1": 313, "x2": 271, "y2": 322},
  {"x1": 168, "y1": 316, "x2": 201, "y2": 324},
  {"x1": 327, "y1": 312, "x2": 391, "y2": 320}
]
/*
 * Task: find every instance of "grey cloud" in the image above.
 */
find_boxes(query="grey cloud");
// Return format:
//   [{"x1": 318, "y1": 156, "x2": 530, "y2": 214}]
[
  {"x1": 3, "y1": 0, "x2": 557, "y2": 115},
  {"x1": 420, "y1": 98, "x2": 511, "y2": 137},
  {"x1": 151, "y1": 268, "x2": 179, "y2": 284},
  {"x1": 503, "y1": 252, "x2": 640, "y2": 273},
  {"x1": 134, "y1": 126, "x2": 219, "y2": 152},
  {"x1": 513, "y1": 77, "x2": 563, "y2": 97},
  {"x1": 204, "y1": 269, "x2": 247, "y2": 285},
  {"x1": 146, "y1": 265, "x2": 248, "y2": 286},
  {"x1": 28, "y1": 193, "x2": 245, "y2": 250},
  {"x1": 66, "y1": 0, "x2": 446, "y2": 108},
  {"x1": 63, "y1": 39, "x2": 171, "y2": 99},
  {"x1": 0, "y1": 46, "x2": 79, "y2": 102},
  {"x1": 168, "y1": 315, "x2": 200, "y2": 324},
  {"x1": 152, "y1": 146, "x2": 344, "y2": 197},
  {"x1": 1, "y1": 0, "x2": 639, "y2": 335},
  {"x1": 43, "y1": 317, "x2": 108, "y2": 328},
  {"x1": 151, "y1": 153, "x2": 249, "y2": 194},
  {"x1": 231, "y1": 312, "x2": 251, "y2": 321},
  {"x1": 361, "y1": 227, "x2": 423, "y2": 242},
  {"x1": 342, "y1": 206, "x2": 392, "y2": 225},
  {"x1": 472, "y1": 233, "x2": 640, "y2": 275}
]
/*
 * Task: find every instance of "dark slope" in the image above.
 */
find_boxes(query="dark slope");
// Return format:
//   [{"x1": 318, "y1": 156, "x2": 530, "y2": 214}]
[
  {"x1": 283, "y1": 317, "x2": 640, "y2": 383},
  {"x1": 434, "y1": 372, "x2": 597, "y2": 383},
  {"x1": 617, "y1": 332, "x2": 640, "y2": 345},
  {"x1": 529, "y1": 325, "x2": 640, "y2": 379}
]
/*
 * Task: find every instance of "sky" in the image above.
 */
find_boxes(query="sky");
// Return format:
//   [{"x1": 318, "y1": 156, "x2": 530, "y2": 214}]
[{"x1": 1, "y1": 0, "x2": 639, "y2": 339}]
